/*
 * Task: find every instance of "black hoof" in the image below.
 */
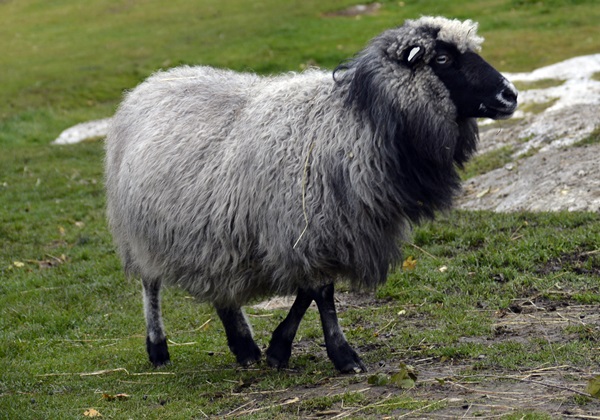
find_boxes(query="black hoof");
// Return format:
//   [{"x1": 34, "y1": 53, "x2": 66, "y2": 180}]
[
  {"x1": 330, "y1": 345, "x2": 367, "y2": 374},
  {"x1": 265, "y1": 344, "x2": 291, "y2": 369},
  {"x1": 147, "y1": 336, "x2": 171, "y2": 367},
  {"x1": 232, "y1": 340, "x2": 261, "y2": 367}
]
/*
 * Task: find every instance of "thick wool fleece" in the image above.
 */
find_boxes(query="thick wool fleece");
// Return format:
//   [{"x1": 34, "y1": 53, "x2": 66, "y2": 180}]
[{"x1": 105, "y1": 17, "x2": 484, "y2": 307}]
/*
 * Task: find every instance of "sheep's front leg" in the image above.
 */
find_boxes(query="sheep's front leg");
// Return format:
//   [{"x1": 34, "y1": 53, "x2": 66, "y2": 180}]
[
  {"x1": 266, "y1": 288, "x2": 313, "y2": 369},
  {"x1": 143, "y1": 277, "x2": 171, "y2": 367},
  {"x1": 215, "y1": 307, "x2": 261, "y2": 366},
  {"x1": 313, "y1": 283, "x2": 367, "y2": 373}
]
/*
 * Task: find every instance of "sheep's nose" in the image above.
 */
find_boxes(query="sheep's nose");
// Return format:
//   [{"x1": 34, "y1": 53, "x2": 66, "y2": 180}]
[
  {"x1": 500, "y1": 80, "x2": 518, "y2": 105},
  {"x1": 501, "y1": 85, "x2": 518, "y2": 104}
]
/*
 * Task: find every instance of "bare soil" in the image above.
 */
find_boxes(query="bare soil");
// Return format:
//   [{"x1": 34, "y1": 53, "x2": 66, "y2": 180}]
[{"x1": 244, "y1": 293, "x2": 600, "y2": 418}]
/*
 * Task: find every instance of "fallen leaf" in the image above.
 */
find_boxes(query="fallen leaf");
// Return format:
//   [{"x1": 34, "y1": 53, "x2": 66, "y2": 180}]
[
  {"x1": 438, "y1": 265, "x2": 448, "y2": 273},
  {"x1": 367, "y1": 373, "x2": 389, "y2": 386},
  {"x1": 58, "y1": 226, "x2": 66, "y2": 236},
  {"x1": 84, "y1": 408, "x2": 102, "y2": 417},
  {"x1": 13, "y1": 261, "x2": 25, "y2": 268},
  {"x1": 103, "y1": 393, "x2": 131, "y2": 401},
  {"x1": 389, "y1": 363, "x2": 418, "y2": 389},
  {"x1": 587, "y1": 375, "x2": 600, "y2": 398},
  {"x1": 402, "y1": 256, "x2": 417, "y2": 271}
]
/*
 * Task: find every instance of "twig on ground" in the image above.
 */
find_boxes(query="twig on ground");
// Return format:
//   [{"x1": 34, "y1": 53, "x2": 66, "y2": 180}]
[
  {"x1": 168, "y1": 339, "x2": 196, "y2": 346},
  {"x1": 331, "y1": 393, "x2": 393, "y2": 419},
  {"x1": 374, "y1": 320, "x2": 396, "y2": 336},
  {"x1": 224, "y1": 397, "x2": 299, "y2": 418},
  {"x1": 36, "y1": 368, "x2": 181, "y2": 377},
  {"x1": 396, "y1": 398, "x2": 448, "y2": 419},
  {"x1": 515, "y1": 377, "x2": 591, "y2": 397},
  {"x1": 80, "y1": 368, "x2": 130, "y2": 376},
  {"x1": 222, "y1": 399, "x2": 256, "y2": 417},
  {"x1": 449, "y1": 374, "x2": 591, "y2": 398},
  {"x1": 408, "y1": 242, "x2": 439, "y2": 261}
]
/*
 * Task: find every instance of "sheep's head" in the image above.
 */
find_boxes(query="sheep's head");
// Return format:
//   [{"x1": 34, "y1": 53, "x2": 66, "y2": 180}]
[
  {"x1": 393, "y1": 17, "x2": 518, "y2": 120},
  {"x1": 338, "y1": 16, "x2": 518, "y2": 122}
]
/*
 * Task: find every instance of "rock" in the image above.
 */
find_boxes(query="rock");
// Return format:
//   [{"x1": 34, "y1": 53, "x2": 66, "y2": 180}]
[
  {"x1": 52, "y1": 117, "x2": 112, "y2": 145},
  {"x1": 458, "y1": 144, "x2": 600, "y2": 212}
]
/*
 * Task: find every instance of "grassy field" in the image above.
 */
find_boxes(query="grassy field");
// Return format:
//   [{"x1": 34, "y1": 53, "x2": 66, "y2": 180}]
[{"x1": 1, "y1": 0, "x2": 600, "y2": 418}]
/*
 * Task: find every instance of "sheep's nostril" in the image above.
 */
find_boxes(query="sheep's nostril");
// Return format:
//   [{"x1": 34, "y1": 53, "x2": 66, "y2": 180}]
[{"x1": 502, "y1": 88, "x2": 518, "y2": 103}]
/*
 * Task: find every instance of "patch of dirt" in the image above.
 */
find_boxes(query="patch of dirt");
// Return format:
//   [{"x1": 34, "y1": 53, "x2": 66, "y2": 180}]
[
  {"x1": 538, "y1": 250, "x2": 600, "y2": 277},
  {"x1": 245, "y1": 292, "x2": 600, "y2": 418}
]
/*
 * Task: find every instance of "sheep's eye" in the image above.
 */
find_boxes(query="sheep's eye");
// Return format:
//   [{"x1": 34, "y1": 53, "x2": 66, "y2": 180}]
[{"x1": 435, "y1": 54, "x2": 451, "y2": 65}]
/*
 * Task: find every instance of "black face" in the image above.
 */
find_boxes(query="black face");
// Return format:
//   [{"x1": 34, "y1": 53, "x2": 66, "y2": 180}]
[{"x1": 428, "y1": 41, "x2": 518, "y2": 120}]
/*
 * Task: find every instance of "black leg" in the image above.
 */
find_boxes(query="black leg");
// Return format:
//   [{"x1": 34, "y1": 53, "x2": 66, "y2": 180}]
[
  {"x1": 215, "y1": 306, "x2": 261, "y2": 366},
  {"x1": 266, "y1": 288, "x2": 313, "y2": 369},
  {"x1": 143, "y1": 277, "x2": 171, "y2": 367},
  {"x1": 312, "y1": 283, "x2": 367, "y2": 373}
]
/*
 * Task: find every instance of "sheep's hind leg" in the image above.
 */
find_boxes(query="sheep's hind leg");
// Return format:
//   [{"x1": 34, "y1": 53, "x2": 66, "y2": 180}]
[
  {"x1": 313, "y1": 283, "x2": 367, "y2": 373},
  {"x1": 216, "y1": 307, "x2": 261, "y2": 366},
  {"x1": 266, "y1": 288, "x2": 313, "y2": 369},
  {"x1": 143, "y1": 277, "x2": 170, "y2": 367}
]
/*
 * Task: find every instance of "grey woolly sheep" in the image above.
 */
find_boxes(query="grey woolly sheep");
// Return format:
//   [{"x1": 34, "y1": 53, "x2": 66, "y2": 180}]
[{"x1": 105, "y1": 16, "x2": 517, "y2": 373}]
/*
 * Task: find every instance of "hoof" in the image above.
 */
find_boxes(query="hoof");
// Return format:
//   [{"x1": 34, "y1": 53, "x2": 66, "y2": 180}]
[
  {"x1": 330, "y1": 345, "x2": 367, "y2": 374},
  {"x1": 266, "y1": 357, "x2": 288, "y2": 370},
  {"x1": 337, "y1": 359, "x2": 367, "y2": 374},
  {"x1": 234, "y1": 342, "x2": 262, "y2": 367},
  {"x1": 265, "y1": 345, "x2": 291, "y2": 370},
  {"x1": 147, "y1": 337, "x2": 171, "y2": 367}
]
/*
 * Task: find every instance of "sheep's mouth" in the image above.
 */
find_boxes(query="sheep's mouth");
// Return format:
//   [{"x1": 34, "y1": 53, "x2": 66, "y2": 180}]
[
  {"x1": 479, "y1": 103, "x2": 518, "y2": 120},
  {"x1": 491, "y1": 106, "x2": 517, "y2": 120}
]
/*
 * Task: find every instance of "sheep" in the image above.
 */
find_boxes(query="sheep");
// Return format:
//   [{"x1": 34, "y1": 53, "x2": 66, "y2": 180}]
[{"x1": 105, "y1": 16, "x2": 517, "y2": 373}]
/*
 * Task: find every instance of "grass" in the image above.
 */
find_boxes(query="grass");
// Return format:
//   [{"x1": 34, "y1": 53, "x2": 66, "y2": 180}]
[
  {"x1": 2, "y1": 0, "x2": 600, "y2": 418},
  {"x1": 513, "y1": 78, "x2": 566, "y2": 91},
  {"x1": 461, "y1": 145, "x2": 515, "y2": 179},
  {"x1": 519, "y1": 97, "x2": 560, "y2": 114},
  {"x1": 575, "y1": 126, "x2": 600, "y2": 147}
]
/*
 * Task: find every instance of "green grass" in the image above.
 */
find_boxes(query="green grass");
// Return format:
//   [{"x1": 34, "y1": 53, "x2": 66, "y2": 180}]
[
  {"x1": 461, "y1": 145, "x2": 515, "y2": 179},
  {"x1": 575, "y1": 126, "x2": 600, "y2": 147},
  {"x1": 519, "y1": 98, "x2": 560, "y2": 114},
  {"x1": 513, "y1": 78, "x2": 566, "y2": 91},
  {"x1": 2, "y1": 0, "x2": 600, "y2": 418}
]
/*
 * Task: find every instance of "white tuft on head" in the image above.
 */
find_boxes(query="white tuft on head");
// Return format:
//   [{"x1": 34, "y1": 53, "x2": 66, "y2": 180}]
[{"x1": 408, "y1": 16, "x2": 484, "y2": 53}]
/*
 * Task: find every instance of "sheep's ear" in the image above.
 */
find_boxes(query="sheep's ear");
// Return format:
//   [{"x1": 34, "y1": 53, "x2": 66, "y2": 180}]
[{"x1": 402, "y1": 46, "x2": 425, "y2": 66}]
